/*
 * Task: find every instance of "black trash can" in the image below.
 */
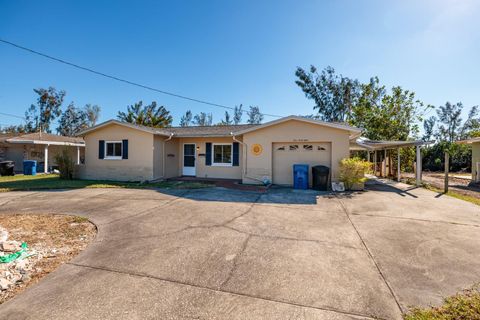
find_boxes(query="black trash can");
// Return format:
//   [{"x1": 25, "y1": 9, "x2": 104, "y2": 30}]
[
  {"x1": 0, "y1": 161, "x2": 15, "y2": 176},
  {"x1": 312, "y1": 165, "x2": 329, "y2": 191}
]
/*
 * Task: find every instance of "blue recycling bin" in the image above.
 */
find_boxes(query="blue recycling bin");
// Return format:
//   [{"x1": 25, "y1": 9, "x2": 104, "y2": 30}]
[
  {"x1": 293, "y1": 164, "x2": 309, "y2": 189},
  {"x1": 23, "y1": 160, "x2": 37, "y2": 176}
]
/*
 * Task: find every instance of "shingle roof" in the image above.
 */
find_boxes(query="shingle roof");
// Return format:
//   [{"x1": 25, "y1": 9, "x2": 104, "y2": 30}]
[
  {"x1": 6, "y1": 132, "x2": 85, "y2": 145},
  {"x1": 166, "y1": 124, "x2": 258, "y2": 137},
  {"x1": 0, "y1": 133, "x2": 20, "y2": 143},
  {"x1": 78, "y1": 116, "x2": 361, "y2": 138}
]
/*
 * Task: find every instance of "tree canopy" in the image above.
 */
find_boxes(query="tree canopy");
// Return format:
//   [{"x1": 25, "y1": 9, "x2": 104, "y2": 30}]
[
  {"x1": 246, "y1": 106, "x2": 264, "y2": 124},
  {"x1": 295, "y1": 65, "x2": 430, "y2": 141},
  {"x1": 117, "y1": 101, "x2": 172, "y2": 127},
  {"x1": 25, "y1": 87, "x2": 66, "y2": 133}
]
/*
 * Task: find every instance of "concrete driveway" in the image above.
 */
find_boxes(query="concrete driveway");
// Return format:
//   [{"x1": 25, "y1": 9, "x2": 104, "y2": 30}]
[{"x1": 0, "y1": 180, "x2": 479, "y2": 320}]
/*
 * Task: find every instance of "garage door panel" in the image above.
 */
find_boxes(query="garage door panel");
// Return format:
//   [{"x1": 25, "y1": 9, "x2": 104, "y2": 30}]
[{"x1": 272, "y1": 142, "x2": 331, "y2": 186}]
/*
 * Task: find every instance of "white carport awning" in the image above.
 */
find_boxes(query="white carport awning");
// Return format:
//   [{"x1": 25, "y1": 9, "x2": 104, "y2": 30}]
[{"x1": 350, "y1": 137, "x2": 433, "y2": 151}]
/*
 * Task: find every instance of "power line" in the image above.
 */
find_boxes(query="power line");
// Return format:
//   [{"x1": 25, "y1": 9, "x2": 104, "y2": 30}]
[
  {"x1": 0, "y1": 38, "x2": 284, "y2": 119},
  {"x1": 0, "y1": 111, "x2": 26, "y2": 120}
]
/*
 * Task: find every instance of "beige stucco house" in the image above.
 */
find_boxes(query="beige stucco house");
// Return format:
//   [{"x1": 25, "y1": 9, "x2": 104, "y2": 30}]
[
  {"x1": 0, "y1": 132, "x2": 85, "y2": 173},
  {"x1": 76, "y1": 116, "x2": 362, "y2": 186},
  {"x1": 457, "y1": 137, "x2": 480, "y2": 183}
]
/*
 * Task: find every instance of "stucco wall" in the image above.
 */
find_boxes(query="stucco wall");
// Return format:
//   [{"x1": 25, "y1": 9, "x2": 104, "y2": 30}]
[
  {"x1": 79, "y1": 124, "x2": 154, "y2": 181},
  {"x1": 176, "y1": 137, "x2": 243, "y2": 179},
  {"x1": 164, "y1": 138, "x2": 179, "y2": 178},
  {"x1": 473, "y1": 142, "x2": 480, "y2": 182},
  {"x1": 153, "y1": 135, "x2": 164, "y2": 179},
  {"x1": 242, "y1": 119, "x2": 350, "y2": 185}
]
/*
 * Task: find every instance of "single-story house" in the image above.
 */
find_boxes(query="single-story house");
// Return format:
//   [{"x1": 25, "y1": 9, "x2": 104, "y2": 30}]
[
  {"x1": 0, "y1": 132, "x2": 85, "y2": 173},
  {"x1": 457, "y1": 137, "x2": 480, "y2": 183},
  {"x1": 76, "y1": 116, "x2": 362, "y2": 186}
]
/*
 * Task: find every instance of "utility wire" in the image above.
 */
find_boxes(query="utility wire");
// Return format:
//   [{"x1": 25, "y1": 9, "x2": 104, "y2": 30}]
[
  {"x1": 0, "y1": 111, "x2": 26, "y2": 120},
  {"x1": 0, "y1": 38, "x2": 283, "y2": 118}
]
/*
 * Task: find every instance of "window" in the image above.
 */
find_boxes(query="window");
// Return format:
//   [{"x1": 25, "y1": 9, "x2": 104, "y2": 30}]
[
  {"x1": 213, "y1": 144, "x2": 232, "y2": 165},
  {"x1": 276, "y1": 146, "x2": 286, "y2": 151},
  {"x1": 303, "y1": 144, "x2": 313, "y2": 151},
  {"x1": 289, "y1": 144, "x2": 299, "y2": 151},
  {"x1": 105, "y1": 141, "x2": 122, "y2": 159}
]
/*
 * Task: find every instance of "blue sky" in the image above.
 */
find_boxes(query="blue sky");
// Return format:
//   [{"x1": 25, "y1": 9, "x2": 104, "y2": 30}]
[{"x1": 1, "y1": 0, "x2": 479, "y2": 128}]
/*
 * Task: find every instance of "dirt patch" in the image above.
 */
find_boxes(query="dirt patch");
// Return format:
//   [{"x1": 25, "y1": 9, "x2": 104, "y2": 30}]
[
  {"x1": 0, "y1": 214, "x2": 96, "y2": 304},
  {"x1": 402, "y1": 172, "x2": 480, "y2": 200}
]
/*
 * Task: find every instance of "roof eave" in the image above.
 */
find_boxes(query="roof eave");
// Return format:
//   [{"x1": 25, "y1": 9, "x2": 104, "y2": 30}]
[
  {"x1": 6, "y1": 140, "x2": 85, "y2": 146},
  {"x1": 76, "y1": 119, "x2": 170, "y2": 137},
  {"x1": 234, "y1": 115, "x2": 361, "y2": 135}
]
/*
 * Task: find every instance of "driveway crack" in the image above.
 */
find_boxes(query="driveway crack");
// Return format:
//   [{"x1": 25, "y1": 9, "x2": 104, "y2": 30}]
[
  {"x1": 220, "y1": 234, "x2": 252, "y2": 288},
  {"x1": 67, "y1": 262, "x2": 377, "y2": 320},
  {"x1": 335, "y1": 195, "x2": 404, "y2": 315}
]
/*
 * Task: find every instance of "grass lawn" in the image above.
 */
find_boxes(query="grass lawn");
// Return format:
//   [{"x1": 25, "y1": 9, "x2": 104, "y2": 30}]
[
  {"x1": 403, "y1": 177, "x2": 480, "y2": 206},
  {"x1": 405, "y1": 287, "x2": 480, "y2": 320},
  {"x1": 0, "y1": 174, "x2": 213, "y2": 192}
]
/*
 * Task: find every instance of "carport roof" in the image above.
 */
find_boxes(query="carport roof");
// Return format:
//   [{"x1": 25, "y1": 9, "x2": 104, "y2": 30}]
[
  {"x1": 351, "y1": 138, "x2": 433, "y2": 151},
  {"x1": 456, "y1": 137, "x2": 480, "y2": 144},
  {"x1": 6, "y1": 132, "x2": 85, "y2": 146}
]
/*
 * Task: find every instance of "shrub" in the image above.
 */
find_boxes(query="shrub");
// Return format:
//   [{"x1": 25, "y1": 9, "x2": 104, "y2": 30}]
[
  {"x1": 339, "y1": 157, "x2": 371, "y2": 190},
  {"x1": 54, "y1": 148, "x2": 75, "y2": 180}
]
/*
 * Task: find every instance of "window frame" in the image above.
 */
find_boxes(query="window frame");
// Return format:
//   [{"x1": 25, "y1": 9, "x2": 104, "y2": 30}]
[
  {"x1": 104, "y1": 141, "x2": 123, "y2": 160},
  {"x1": 211, "y1": 143, "x2": 233, "y2": 166}
]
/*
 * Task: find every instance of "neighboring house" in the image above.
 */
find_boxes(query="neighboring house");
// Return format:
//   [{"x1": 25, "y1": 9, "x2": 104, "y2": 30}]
[
  {"x1": 457, "y1": 137, "x2": 480, "y2": 183},
  {"x1": 76, "y1": 116, "x2": 361, "y2": 186},
  {"x1": 0, "y1": 132, "x2": 85, "y2": 173}
]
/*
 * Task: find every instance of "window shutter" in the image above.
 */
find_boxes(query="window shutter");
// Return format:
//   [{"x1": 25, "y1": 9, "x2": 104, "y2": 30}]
[
  {"x1": 99, "y1": 140, "x2": 105, "y2": 159},
  {"x1": 232, "y1": 142, "x2": 239, "y2": 166},
  {"x1": 122, "y1": 140, "x2": 129, "y2": 159},
  {"x1": 205, "y1": 142, "x2": 212, "y2": 166}
]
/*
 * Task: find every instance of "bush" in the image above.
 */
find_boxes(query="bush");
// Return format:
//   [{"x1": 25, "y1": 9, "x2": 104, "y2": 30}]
[
  {"x1": 54, "y1": 148, "x2": 75, "y2": 180},
  {"x1": 423, "y1": 142, "x2": 472, "y2": 172},
  {"x1": 339, "y1": 157, "x2": 371, "y2": 190}
]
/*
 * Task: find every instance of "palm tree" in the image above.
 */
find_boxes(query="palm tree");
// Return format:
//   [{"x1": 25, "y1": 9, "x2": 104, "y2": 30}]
[{"x1": 117, "y1": 101, "x2": 172, "y2": 127}]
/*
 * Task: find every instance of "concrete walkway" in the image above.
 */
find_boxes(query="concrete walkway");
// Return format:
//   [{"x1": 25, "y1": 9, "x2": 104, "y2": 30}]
[{"x1": 0, "y1": 180, "x2": 479, "y2": 319}]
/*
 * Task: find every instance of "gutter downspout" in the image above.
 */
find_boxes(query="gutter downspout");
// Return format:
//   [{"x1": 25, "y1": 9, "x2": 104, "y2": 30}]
[
  {"x1": 231, "y1": 133, "x2": 266, "y2": 184},
  {"x1": 162, "y1": 133, "x2": 174, "y2": 179}
]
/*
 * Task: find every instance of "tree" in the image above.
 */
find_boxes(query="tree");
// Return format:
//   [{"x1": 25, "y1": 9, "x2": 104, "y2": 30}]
[
  {"x1": 436, "y1": 102, "x2": 463, "y2": 142},
  {"x1": 233, "y1": 104, "x2": 243, "y2": 125},
  {"x1": 117, "y1": 101, "x2": 172, "y2": 127},
  {"x1": 180, "y1": 110, "x2": 193, "y2": 127},
  {"x1": 25, "y1": 87, "x2": 66, "y2": 133},
  {"x1": 423, "y1": 116, "x2": 436, "y2": 141},
  {"x1": 57, "y1": 103, "x2": 88, "y2": 136},
  {"x1": 295, "y1": 65, "x2": 360, "y2": 122},
  {"x1": 84, "y1": 104, "x2": 101, "y2": 127},
  {"x1": 247, "y1": 106, "x2": 264, "y2": 124},
  {"x1": 218, "y1": 111, "x2": 232, "y2": 125},
  {"x1": 350, "y1": 79, "x2": 428, "y2": 141},
  {"x1": 460, "y1": 105, "x2": 480, "y2": 139},
  {"x1": 193, "y1": 112, "x2": 213, "y2": 126},
  {"x1": 0, "y1": 124, "x2": 27, "y2": 134}
]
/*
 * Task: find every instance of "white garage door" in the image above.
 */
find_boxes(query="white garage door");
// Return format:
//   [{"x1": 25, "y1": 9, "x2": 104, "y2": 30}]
[{"x1": 272, "y1": 142, "x2": 331, "y2": 186}]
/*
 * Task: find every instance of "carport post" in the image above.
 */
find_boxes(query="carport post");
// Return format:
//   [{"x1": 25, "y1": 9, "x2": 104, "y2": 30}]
[
  {"x1": 415, "y1": 145, "x2": 422, "y2": 186},
  {"x1": 374, "y1": 150, "x2": 377, "y2": 176},
  {"x1": 397, "y1": 148, "x2": 401, "y2": 182},
  {"x1": 382, "y1": 149, "x2": 387, "y2": 177},
  {"x1": 77, "y1": 146, "x2": 81, "y2": 165},
  {"x1": 44, "y1": 144, "x2": 49, "y2": 173},
  {"x1": 444, "y1": 151, "x2": 449, "y2": 193}
]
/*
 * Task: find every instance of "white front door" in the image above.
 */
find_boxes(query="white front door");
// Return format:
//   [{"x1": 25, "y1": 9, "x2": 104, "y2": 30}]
[{"x1": 182, "y1": 144, "x2": 196, "y2": 176}]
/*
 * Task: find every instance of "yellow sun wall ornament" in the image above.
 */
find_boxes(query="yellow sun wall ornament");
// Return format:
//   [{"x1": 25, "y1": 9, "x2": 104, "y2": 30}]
[{"x1": 251, "y1": 144, "x2": 263, "y2": 156}]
